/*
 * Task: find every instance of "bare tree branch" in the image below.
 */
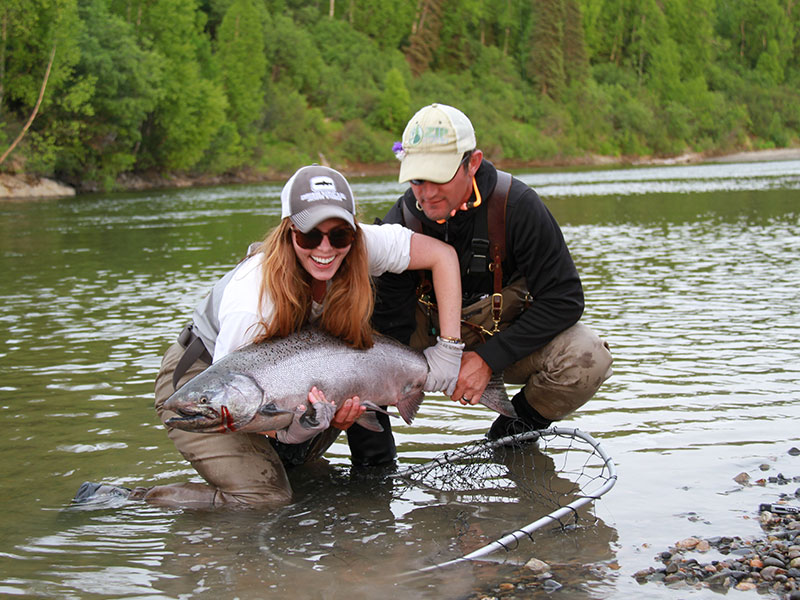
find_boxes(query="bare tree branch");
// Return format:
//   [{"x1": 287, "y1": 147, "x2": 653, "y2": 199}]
[{"x1": 0, "y1": 44, "x2": 56, "y2": 167}]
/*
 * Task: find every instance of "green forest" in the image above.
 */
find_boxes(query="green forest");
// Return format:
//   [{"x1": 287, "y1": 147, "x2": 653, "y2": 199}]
[{"x1": 1, "y1": 0, "x2": 799, "y2": 190}]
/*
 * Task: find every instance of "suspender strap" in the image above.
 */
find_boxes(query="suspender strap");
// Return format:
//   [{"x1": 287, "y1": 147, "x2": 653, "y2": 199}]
[
  {"x1": 173, "y1": 323, "x2": 213, "y2": 389},
  {"x1": 488, "y1": 170, "x2": 512, "y2": 283},
  {"x1": 488, "y1": 170, "x2": 512, "y2": 328},
  {"x1": 466, "y1": 196, "x2": 490, "y2": 277},
  {"x1": 401, "y1": 198, "x2": 422, "y2": 233}
]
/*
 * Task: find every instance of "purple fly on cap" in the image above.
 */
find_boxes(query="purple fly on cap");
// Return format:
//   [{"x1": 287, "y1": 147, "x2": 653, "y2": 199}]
[
  {"x1": 280, "y1": 165, "x2": 357, "y2": 233},
  {"x1": 398, "y1": 103, "x2": 477, "y2": 184}
]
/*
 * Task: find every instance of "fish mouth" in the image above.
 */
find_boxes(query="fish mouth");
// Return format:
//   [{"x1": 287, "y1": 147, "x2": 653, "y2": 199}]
[
  {"x1": 165, "y1": 412, "x2": 217, "y2": 427},
  {"x1": 165, "y1": 404, "x2": 221, "y2": 430}
]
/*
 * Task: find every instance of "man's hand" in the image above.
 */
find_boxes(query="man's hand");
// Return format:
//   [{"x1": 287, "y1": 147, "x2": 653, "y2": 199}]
[
  {"x1": 450, "y1": 351, "x2": 492, "y2": 405},
  {"x1": 331, "y1": 396, "x2": 365, "y2": 430}
]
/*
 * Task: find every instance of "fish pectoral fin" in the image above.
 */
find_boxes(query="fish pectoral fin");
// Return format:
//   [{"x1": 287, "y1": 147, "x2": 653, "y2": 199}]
[
  {"x1": 354, "y1": 411, "x2": 384, "y2": 433},
  {"x1": 396, "y1": 392, "x2": 424, "y2": 425},
  {"x1": 257, "y1": 401, "x2": 294, "y2": 417}
]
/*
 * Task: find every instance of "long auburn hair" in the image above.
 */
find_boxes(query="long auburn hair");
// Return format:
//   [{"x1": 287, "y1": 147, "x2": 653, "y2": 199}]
[{"x1": 252, "y1": 218, "x2": 374, "y2": 348}]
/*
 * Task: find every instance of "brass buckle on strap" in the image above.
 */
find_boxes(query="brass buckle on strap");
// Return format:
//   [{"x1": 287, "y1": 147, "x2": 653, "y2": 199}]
[{"x1": 491, "y1": 293, "x2": 503, "y2": 333}]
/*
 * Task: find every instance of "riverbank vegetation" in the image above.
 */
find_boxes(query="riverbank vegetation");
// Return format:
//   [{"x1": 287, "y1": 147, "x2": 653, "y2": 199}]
[{"x1": 1, "y1": 0, "x2": 799, "y2": 191}]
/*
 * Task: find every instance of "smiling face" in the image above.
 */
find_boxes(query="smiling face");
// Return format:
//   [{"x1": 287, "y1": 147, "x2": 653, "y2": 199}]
[{"x1": 290, "y1": 218, "x2": 353, "y2": 282}]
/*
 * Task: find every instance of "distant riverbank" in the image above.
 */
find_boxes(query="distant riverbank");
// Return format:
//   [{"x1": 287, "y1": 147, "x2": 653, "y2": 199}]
[{"x1": 3, "y1": 147, "x2": 800, "y2": 200}]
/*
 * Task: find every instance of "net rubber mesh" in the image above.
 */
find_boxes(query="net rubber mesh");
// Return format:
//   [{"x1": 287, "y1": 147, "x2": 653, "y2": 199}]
[{"x1": 394, "y1": 427, "x2": 617, "y2": 571}]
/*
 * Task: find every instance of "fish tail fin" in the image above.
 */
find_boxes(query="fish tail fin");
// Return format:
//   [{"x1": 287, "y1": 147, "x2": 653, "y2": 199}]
[
  {"x1": 397, "y1": 391, "x2": 425, "y2": 425},
  {"x1": 479, "y1": 376, "x2": 516, "y2": 418}
]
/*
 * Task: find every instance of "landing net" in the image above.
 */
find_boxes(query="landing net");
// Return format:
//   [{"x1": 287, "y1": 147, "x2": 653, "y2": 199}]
[{"x1": 393, "y1": 426, "x2": 617, "y2": 572}]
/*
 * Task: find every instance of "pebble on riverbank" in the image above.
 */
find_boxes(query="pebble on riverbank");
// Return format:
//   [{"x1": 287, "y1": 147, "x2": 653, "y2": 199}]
[{"x1": 634, "y1": 480, "x2": 800, "y2": 598}]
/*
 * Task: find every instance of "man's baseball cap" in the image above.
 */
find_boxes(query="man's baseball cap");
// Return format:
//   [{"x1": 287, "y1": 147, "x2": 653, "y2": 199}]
[
  {"x1": 280, "y1": 165, "x2": 356, "y2": 233},
  {"x1": 398, "y1": 103, "x2": 477, "y2": 184}
]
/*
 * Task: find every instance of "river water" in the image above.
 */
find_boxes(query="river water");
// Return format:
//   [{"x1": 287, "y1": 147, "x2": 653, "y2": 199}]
[{"x1": 0, "y1": 160, "x2": 798, "y2": 599}]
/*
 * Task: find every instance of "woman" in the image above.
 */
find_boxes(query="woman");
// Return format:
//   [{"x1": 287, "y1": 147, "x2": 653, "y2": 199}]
[{"x1": 77, "y1": 165, "x2": 464, "y2": 508}]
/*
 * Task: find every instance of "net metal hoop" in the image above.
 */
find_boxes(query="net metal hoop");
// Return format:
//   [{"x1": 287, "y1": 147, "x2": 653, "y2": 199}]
[{"x1": 394, "y1": 426, "x2": 618, "y2": 573}]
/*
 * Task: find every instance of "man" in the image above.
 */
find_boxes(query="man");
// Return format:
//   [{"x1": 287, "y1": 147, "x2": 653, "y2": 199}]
[{"x1": 372, "y1": 103, "x2": 613, "y2": 439}]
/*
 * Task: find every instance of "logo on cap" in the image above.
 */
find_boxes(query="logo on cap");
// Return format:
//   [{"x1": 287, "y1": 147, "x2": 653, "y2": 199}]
[
  {"x1": 301, "y1": 176, "x2": 347, "y2": 203},
  {"x1": 407, "y1": 125, "x2": 451, "y2": 147}
]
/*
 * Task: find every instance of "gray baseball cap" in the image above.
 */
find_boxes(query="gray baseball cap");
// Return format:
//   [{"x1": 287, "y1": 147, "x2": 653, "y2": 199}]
[{"x1": 280, "y1": 165, "x2": 356, "y2": 233}]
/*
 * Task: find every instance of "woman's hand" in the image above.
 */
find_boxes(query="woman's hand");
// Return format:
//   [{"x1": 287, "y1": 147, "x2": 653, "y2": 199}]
[
  {"x1": 275, "y1": 386, "x2": 337, "y2": 444},
  {"x1": 331, "y1": 396, "x2": 366, "y2": 430},
  {"x1": 423, "y1": 336, "x2": 465, "y2": 395}
]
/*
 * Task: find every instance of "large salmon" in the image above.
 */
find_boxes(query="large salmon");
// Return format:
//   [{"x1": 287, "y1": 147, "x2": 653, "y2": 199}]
[{"x1": 162, "y1": 327, "x2": 515, "y2": 434}]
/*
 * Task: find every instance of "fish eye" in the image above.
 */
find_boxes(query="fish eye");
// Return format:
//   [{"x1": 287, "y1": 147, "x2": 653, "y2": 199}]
[{"x1": 199, "y1": 396, "x2": 209, "y2": 404}]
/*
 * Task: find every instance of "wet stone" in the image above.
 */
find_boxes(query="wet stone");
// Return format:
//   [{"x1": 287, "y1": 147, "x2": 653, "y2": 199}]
[
  {"x1": 705, "y1": 569, "x2": 731, "y2": 584},
  {"x1": 696, "y1": 539, "x2": 711, "y2": 552},
  {"x1": 665, "y1": 561, "x2": 679, "y2": 574},
  {"x1": 498, "y1": 583, "x2": 514, "y2": 591},
  {"x1": 735, "y1": 581, "x2": 757, "y2": 591},
  {"x1": 541, "y1": 579, "x2": 562, "y2": 591},
  {"x1": 759, "y1": 565, "x2": 784, "y2": 581},
  {"x1": 764, "y1": 556, "x2": 786, "y2": 568},
  {"x1": 663, "y1": 573, "x2": 684, "y2": 585},
  {"x1": 523, "y1": 558, "x2": 549, "y2": 575}
]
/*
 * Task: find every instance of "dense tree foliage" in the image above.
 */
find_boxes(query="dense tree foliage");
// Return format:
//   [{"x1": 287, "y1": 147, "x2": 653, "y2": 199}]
[{"x1": 1, "y1": 0, "x2": 798, "y2": 189}]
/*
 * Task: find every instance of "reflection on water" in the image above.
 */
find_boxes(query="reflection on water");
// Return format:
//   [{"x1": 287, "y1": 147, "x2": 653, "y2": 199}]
[
  {"x1": 0, "y1": 160, "x2": 798, "y2": 599},
  {"x1": 518, "y1": 159, "x2": 800, "y2": 197}
]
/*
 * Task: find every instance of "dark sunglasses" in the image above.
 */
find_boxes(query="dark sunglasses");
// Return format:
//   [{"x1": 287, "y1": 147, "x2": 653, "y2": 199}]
[
  {"x1": 291, "y1": 226, "x2": 355, "y2": 249},
  {"x1": 410, "y1": 153, "x2": 471, "y2": 186}
]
